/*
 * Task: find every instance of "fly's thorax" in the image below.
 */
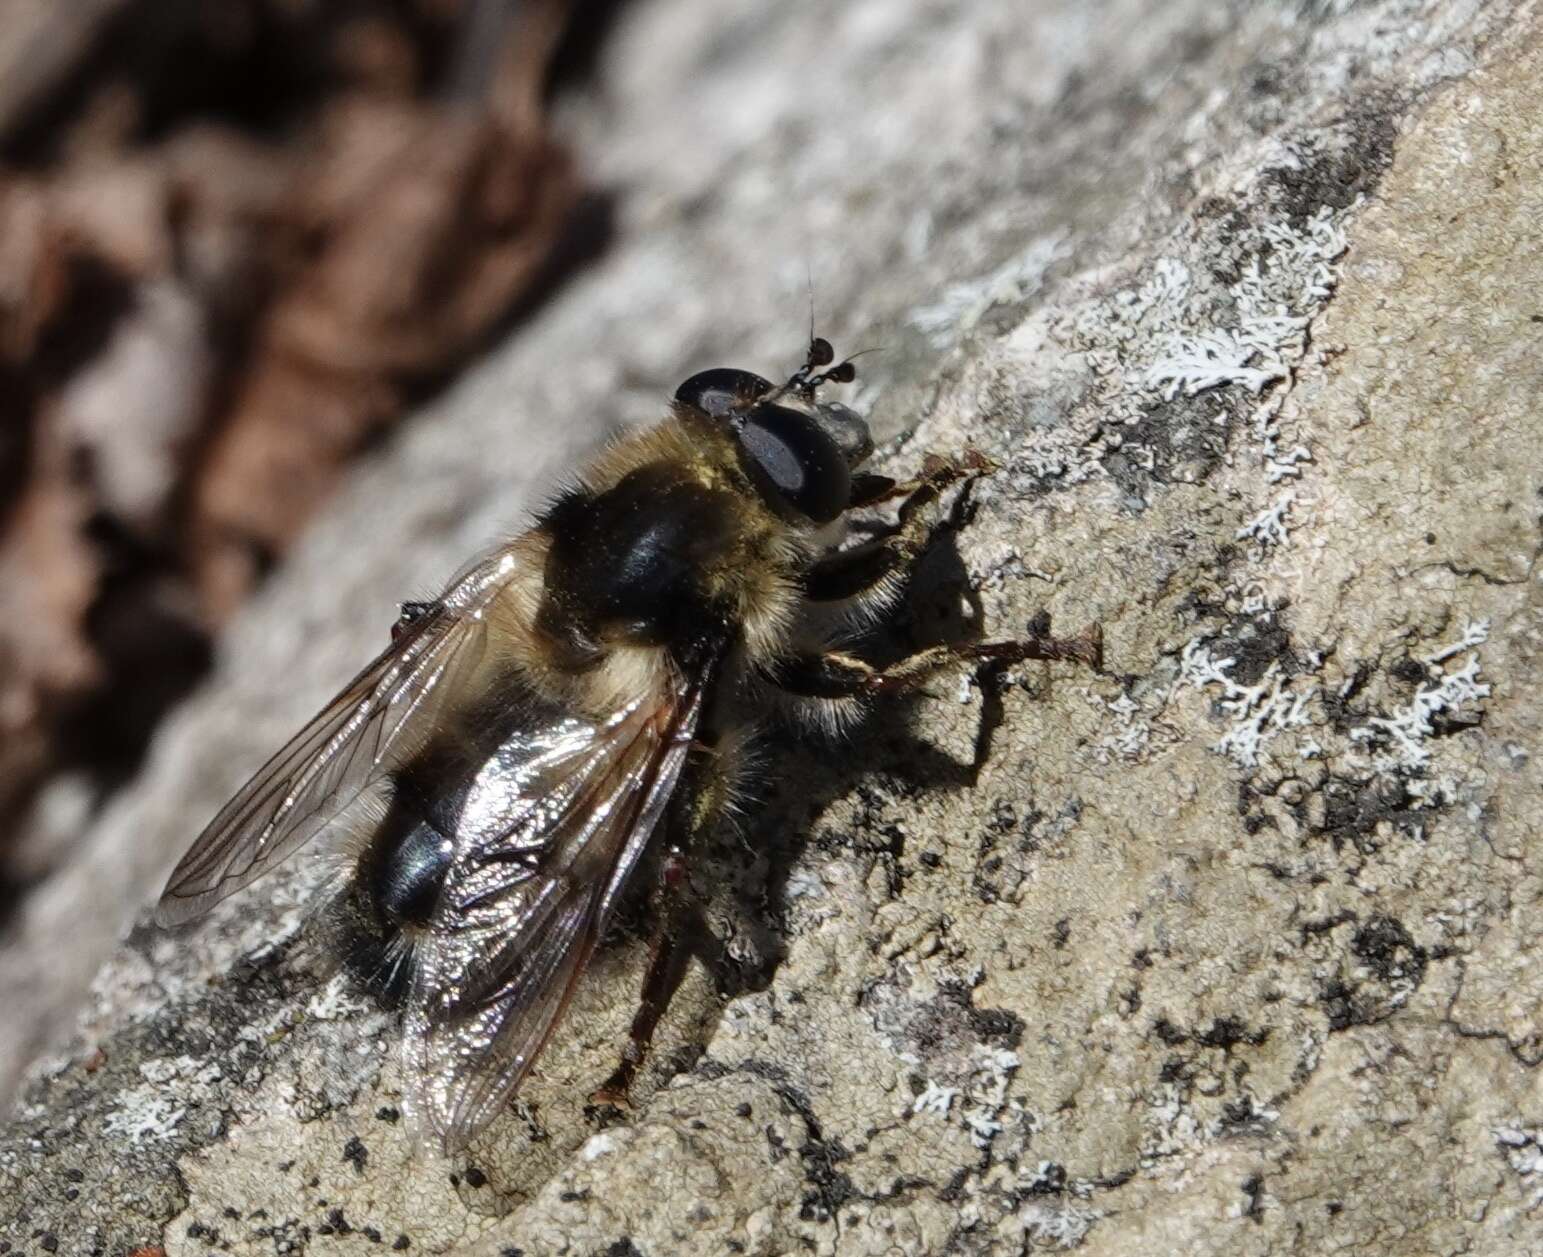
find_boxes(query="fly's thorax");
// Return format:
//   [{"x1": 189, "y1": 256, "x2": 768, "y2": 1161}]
[{"x1": 530, "y1": 417, "x2": 811, "y2": 678}]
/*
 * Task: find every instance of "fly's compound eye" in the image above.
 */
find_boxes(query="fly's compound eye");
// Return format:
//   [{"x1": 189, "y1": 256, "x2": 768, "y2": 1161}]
[
  {"x1": 737, "y1": 401, "x2": 852, "y2": 523},
  {"x1": 674, "y1": 368, "x2": 774, "y2": 421}
]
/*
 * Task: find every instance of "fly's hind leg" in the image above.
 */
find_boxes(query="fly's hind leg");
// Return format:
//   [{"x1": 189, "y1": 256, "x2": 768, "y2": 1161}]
[
  {"x1": 587, "y1": 852, "x2": 692, "y2": 1110},
  {"x1": 589, "y1": 740, "x2": 733, "y2": 1110}
]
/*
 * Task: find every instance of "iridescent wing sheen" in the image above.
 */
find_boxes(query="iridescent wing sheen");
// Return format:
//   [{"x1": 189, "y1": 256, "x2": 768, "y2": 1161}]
[
  {"x1": 156, "y1": 550, "x2": 522, "y2": 926},
  {"x1": 402, "y1": 677, "x2": 706, "y2": 1151}
]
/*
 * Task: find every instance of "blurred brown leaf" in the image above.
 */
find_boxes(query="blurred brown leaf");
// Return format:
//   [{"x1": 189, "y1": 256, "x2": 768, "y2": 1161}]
[{"x1": 0, "y1": 0, "x2": 583, "y2": 895}]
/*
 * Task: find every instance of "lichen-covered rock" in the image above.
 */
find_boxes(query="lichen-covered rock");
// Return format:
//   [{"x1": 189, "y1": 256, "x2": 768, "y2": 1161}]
[{"x1": 4, "y1": 2, "x2": 1541, "y2": 1254}]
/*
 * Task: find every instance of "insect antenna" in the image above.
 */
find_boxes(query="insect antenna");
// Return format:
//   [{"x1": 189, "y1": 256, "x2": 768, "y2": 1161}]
[
  {"x1": 806, "y1": 345, "x2": 883, "y2": 393},
  {"x1": 806, "y1": 261, "x2": 817, "y2": 354},
  {"x1": 763, "y1": 335, "x2": 875, "y2": 406}
]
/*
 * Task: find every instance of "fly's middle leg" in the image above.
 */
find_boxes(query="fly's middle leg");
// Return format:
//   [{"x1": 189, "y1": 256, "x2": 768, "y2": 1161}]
[{"x1": 761, "y1": 614, "x2": 1103, "y2": 706}]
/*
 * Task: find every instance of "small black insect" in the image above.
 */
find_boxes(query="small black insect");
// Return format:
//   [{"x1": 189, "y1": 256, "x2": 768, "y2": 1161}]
[{"x1": 157, "y1": 340, "x2": 1102, "y2": 1150}]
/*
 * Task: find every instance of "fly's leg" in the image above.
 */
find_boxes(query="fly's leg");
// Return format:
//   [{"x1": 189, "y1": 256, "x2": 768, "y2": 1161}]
[
  {"x1": 792, "y1": 448, "x2": 1101, "y2": 716},
  {"x1": 589, "y1": 742, "x2": 730, "y2": 1110},
  {"x1": 762, "y1": 613, "x2": 1104, "y2": 701},
  {"x1": 806, "y1": 449, "x2": 995, "y2": 606},
  {"x1": 588, "y1": 848, "x2": 693, "y2": 1109},
  {"x1": 846, "y1": 446, "x2": 998, "y2": 512}
]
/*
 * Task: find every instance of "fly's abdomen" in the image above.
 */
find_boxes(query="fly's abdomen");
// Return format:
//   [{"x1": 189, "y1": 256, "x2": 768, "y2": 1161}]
[
  {"x1": 366, "y1": 803, "x2": 457, "y2": 930},
  {"x1": 359, "y1": 732, "x2": 481, "y2": 934}
]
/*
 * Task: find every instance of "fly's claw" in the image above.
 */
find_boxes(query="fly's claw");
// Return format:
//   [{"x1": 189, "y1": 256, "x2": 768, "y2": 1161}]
[{"x1": 920, "y1": 446, "x2": 1000, "y2": 486}]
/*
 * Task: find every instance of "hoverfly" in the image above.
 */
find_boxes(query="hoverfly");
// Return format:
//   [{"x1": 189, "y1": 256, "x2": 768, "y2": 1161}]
[{"x1": 156, "y1": 339, "x2": 1102, "y2": 1151}]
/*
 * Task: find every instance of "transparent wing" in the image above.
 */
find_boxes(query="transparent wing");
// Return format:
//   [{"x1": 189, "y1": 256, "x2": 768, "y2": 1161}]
[
  {"x1": 402, "y1": 675, "x2": 705, "y2": 1151},
  {"x1": 156, "y1": 551, "x2": 520, "y2": 925}
]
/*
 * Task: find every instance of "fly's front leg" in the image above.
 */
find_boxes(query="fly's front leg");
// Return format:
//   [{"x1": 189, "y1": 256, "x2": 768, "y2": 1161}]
[
  {"x1": 805, "y1": 449, "x2": 997, "y2": 605},
  {"x1": 845, "y1": 447, "x2": 997, "y2": 512},
  {"x1": 589, "y1": 743, "x2": 729, "y2": 1110},
  {"x1": 763, "y1": 614, "x2": 1103, "y2": 702}
]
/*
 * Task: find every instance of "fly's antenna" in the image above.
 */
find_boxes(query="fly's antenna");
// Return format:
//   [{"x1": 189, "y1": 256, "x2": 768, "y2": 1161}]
[
  {"x1": 807, "y1": 344, "x2": 885, "y2": 392},
  {"x1": 766, "y1": 336, "x2": 873, "y2": 404},
  {"x1": 806, "y1": 261, "x2": 817, "y2": 352},
  {"x1": 755, "y1": 257, "x2": 854, "y2": 404},
  {"x1": 806, "y1": 342, "x2": 858, "y2": 391}
]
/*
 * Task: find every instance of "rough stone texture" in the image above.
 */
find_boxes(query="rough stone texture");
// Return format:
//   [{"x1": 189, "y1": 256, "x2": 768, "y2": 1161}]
[{"x1": 3, "y1": 1, "x2": 1541, "y2": 1254}]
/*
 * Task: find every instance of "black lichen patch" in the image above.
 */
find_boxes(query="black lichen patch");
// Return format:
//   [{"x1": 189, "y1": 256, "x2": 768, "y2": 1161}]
[
  {"x1": 1351, "y1": 917, "x2": 1428, "y2": 987},
  {"x1": 1241, "y1": 1173, "x2": 1266, "y2": 1224},
  {"x1": 317, "y1": 1206, "x2": 353, "y2": 1236},
  {"x1": 342, "y1": 1135, "x2": 369, "y2": 1174},
  {"x1": 791, "y1": 1105, "x2": 855, "y2": 1223},
  {"x1": 1019, "y1": 1161, "x2": 1068, "y2": 1197},
  {"x1": 970, "y1": 1002, "x2": 1029, "y2": 1049},
  {"x1": 1320, "y1": 662, "x2": 1376, "y2": 734},
  {"x1": 938, "y1": 1166, "x2": 973, "y2": 1203},
  {"x1": 1306, "y1": 633, "x2": 1486, "y2": 856},
  {"x1": 1389, "y1": 656, "x2": 1432, "y2": 687},
  {"x1": 1318, "y1": 915, "x2": 1428, "y2": 1031},
  {"x1": 1196, "y1": 198, "x2": 1258, "y2": 285},
  {"x1": 1298, "y1": 909, "x2": 1357, "y2": 942},
  {"x1": 1196, "y1": 1017, "x2": 1271, "y2": 1052},
  {"x1": 1314, "y1": 772, "x2": 1425, "y2": 853},
  {"x1": 1150, "y1": 1015, "x2": 1269, "y2": 1052},
  {"x1": 1263, "y1": 100, "x2": 1401, "y2": 226},
  {"x1": 1101, "y1": 394, "x2": 1234, "y2": 504},
  {"x1": 1206, "y1": 611, "x2": 1300, "y2": 688},
  {"x1": 1218, "y1": 1094, "x2": 1277, "y2": 1137},
  {"x1": 906, "y1": 980, "x2": 1027, "y2": 1055},
  {"x1": 1318, "y1": 979, "x2": 1361, "y2": 1032},
  {"x1": 971, "y1": 800, "x2": 1023, "y2": 903}
]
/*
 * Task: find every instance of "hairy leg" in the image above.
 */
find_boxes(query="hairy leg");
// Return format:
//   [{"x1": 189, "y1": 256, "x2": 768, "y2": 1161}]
[
  {"x1": 589, "y1": 740, "x2": 736, "y2": 1107},
  {"x1": 762, "y1": 615, "x2": 1103, "y2": 704},
  {"x1": 804, "y1": 450, "x2": 995, "y2": 606}
]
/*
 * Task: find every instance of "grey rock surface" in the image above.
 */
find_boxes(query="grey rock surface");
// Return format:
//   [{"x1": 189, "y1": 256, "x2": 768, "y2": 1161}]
[{"x1": 4, "y1": 0, "x2": 1541, "y2": 1253}]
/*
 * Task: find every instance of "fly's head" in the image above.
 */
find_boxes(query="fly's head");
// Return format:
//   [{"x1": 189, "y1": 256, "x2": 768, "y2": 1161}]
[{"x1": 674, "y1": 338, "x2": 873, "y2": 524}]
